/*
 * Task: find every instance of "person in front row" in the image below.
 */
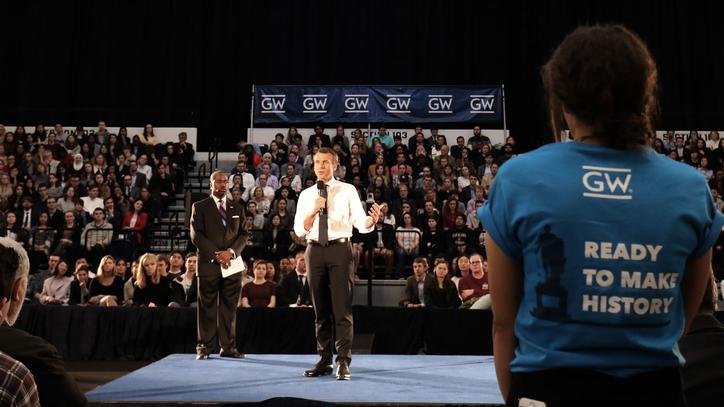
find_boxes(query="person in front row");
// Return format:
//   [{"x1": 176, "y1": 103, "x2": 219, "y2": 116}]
[
  {"x1": 276, "y1": 250, "x2": 312, "y2": 307},
  {"x1": 87, "y1": 255, "x2": 123, "y2": 307},
  {"x1": 399, "y1": 257, "x2": 428, "y2": 308},
  {"x1": 423, "y1": 259, "x2": 461, "y2": 309},
  {"x1": 68, "y1": 264, "x2": 90, "y2": 305},
  {"x1": 240, "y1": 261, "x2": 276, "y2": 308},
  {"x1": 133, "y1": 253, "x2": 172, "y2": 307},
  {"x1": 458, "y1": 253, "x2": 490, "y2": 309},
  {"x1": 170, "y1": 253, "x2": 198, "y2": 307}
]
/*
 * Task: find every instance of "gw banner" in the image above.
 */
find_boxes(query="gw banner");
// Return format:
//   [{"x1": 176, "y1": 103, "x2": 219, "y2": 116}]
[{"x1": 253, "y1": 85, "x2": 503, "y2": 124}]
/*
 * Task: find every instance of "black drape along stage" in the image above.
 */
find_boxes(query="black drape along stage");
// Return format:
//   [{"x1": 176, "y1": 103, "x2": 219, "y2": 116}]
[{"x1": 15, "y1": 305, "x2": 494, "y2": 360}]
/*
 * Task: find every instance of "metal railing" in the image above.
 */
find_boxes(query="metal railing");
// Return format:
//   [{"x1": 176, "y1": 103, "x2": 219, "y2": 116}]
[{"x1": 208, "y1": 137, "x2": 219, "y2": 170}]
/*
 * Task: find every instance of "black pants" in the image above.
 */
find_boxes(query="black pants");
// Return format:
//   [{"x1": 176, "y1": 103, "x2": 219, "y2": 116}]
[
  {"x1": 197, "y1": 272, "x2": 241, "y2": 353},
  {"x1": 506, "y1": 368, "x2": 687, "y2": 407},
  {"x1": 305, "y1": 242, "x2": 355, "y2": 363}
]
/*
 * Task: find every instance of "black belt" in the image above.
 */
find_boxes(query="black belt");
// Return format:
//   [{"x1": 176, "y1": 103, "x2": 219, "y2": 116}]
[{"x1": 307, "y1": 237, "x2": 349, "y2": 247}]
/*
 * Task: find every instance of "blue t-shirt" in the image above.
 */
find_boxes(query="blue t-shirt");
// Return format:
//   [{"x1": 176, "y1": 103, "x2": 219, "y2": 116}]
[{"x1": 478, "y1": 142, "x2": 724, "y2": 377}]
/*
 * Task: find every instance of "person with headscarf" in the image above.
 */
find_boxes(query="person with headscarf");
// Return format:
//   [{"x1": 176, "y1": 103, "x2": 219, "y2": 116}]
[{"x1": 67, "y1": 154, "x2": 85, "y2": 179}]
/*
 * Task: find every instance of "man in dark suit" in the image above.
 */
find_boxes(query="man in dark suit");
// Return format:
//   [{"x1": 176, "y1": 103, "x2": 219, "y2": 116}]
[
  {"x1": 399, "y1": 257, "x2": 428, "y2": 307},
  {"x1": 276, "y1": 250, "x2": 312, "y2": 307},
  {"x1": 46, "y1": 197, "x2": 65, "y2": 231},
  {"x1": 15, "y1": 196, "x2": 39, "y2": 230},
  {"x1": 128, "y1": 161, "x2": 148, "y2": 189},
  {"x1": 122, "y1": 175, "x2": 141, "y2": 200},
  {"x1": 190, "y1": 171, "x2": 247, "y2": 360},
  {"x1": 306, "y1": 125, "x2": 332, "y2": 150},
  {"x1": 0, "y1": 237, "x2": 86, "y2": 406}
]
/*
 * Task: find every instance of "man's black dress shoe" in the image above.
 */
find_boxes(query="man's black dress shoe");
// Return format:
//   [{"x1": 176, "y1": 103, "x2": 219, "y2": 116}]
[
  {"x1": 304, "y1": 359, "x2": 333, "y2": 377},
  {"x1": 336, "y1": 360, "x2": 351, "y2": 380},
  {"x1": 219, "y1": 349, "x2": 245, "y2": 359},
  {"x1": 196, "y1": 349, "x2": 209, "y2": 360}
]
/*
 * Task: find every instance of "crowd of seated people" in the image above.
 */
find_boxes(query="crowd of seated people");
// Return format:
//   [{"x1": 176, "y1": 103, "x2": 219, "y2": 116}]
[
  {"x1": 235, "y1": 124, "x2": 512, "y2": 279},
  {"x1": 0, "y1": 122, "x2": 195, "y2": 270},
  {"x1": 24, "y1": 244, "x2": 317, "y2": 309},
  {"x1": 398, "y1": 253, "x2": 490, "y2": 310},
  {"x1": 10, "y1": 122, "x2": 724, "y2": 307},
  {"x1": 652, "y1": 130, "x2": 724, "y2": 286}
]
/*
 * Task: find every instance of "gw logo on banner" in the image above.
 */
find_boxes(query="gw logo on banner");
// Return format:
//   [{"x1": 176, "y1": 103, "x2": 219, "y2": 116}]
[
  {"x1": 428, "y1": 95, "x2": 453, "y2": 114},
  {"x1": 386, "y1": 94, "x2": 411, "y2": 114},
  {"x1": 260, "y1": 95, "x2": 286, "y2": 113},
  {"x1": 469, "y1": 95, "x2": 496, "y2": 114},
  {"x1": 581, "y1": 166, "x2": 633, "y2": 200},
  {"x1": 344, "y1": 94, "x2": 369, "y2": 113},
  {"x1": 303, "y1": 94, "x2": 328, "y2": 113}
]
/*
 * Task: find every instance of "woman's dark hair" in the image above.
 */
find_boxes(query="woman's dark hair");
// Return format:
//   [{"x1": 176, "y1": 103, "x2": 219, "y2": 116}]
[{"x1": 542, "y1": 25, "x2": 658, "y2": 149}]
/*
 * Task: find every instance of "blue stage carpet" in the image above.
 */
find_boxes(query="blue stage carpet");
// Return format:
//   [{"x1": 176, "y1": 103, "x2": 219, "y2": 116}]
[{"x1": 86, "y1": 354, "x2": 504, "y2": 405}]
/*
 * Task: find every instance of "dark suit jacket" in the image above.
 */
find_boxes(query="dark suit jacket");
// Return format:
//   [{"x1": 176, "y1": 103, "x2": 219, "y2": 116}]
[
  {"x1": 170, "y1": 276, "x2": 198, "y2": 306},
  {"x1": 263, "y1": 227, "x2": 292, "y2": 259},
  {"x1": 307, "y1": 133, "x2": 332, "y2": 150},
  {"x1": 123, "y1": 184, "x2": 141, "y2": 200},
  {"x1": 365, "y1": 223, "x2": 395, "y2": 249},
  {"x1": 14, "y1": 209, "x2": 39, "y2": 228},
  {"x1": 48, "y1": 210, "x2": 65, "y2": 231},
  {"x1": 423, "y1": 276, "x2": 462, "y2": 309},
  {"x1": 399, "y1": 275, "x2": 425, "y2": 307},
  {"x1": 0, "y1": 325, "x2": 86, "y2": 407},
  {"x1": 276, "y1": 271, "x2": 311, "y2": 307},
  {"x1": 679, "y1": 314, "x2": 724, "y2": 406},
  {"x1": 190, "y1": 196, "x2": 247, "y2": 277},
  {"x1": 130, "y1": 172, "x2": 147, "y2": 189}
]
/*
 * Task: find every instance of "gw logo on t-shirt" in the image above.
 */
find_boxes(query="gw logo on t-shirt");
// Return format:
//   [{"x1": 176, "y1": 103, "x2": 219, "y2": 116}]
[{"x1": 581, "y1": 166, "x2": 632, "y2": 200}]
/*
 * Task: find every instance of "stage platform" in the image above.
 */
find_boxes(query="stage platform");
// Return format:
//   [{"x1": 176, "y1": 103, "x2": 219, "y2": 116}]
[{"x1": 86, "y1": 354, "x2": 504, "y2": 406}]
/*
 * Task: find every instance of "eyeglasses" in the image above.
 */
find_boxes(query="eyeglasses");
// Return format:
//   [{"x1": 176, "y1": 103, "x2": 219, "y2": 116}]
[{"x1": 470, "y1": 260, "x2": 483, "y2": 264}]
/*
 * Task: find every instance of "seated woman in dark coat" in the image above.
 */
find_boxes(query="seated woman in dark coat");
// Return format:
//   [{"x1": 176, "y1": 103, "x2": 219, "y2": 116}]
[
  {"x1": 132, "y1": 253, "x2": 171, "y2": 307},
  {"x1": 423, "y1": 259, "x2": 462, "y2": 309},
  {"x1": 88, "y1": 255, "x2": 124, "y2": 307},
  {"x1": 68, "y1": 264, "x2": 91, "y2": 305},
  {"x1": 263, "y1": 213, "x2": 292, "y2": 262}
]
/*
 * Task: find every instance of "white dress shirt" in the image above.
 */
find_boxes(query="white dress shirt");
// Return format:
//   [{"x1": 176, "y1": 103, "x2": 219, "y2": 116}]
[
  {"x1": 232, "y1": 172, "x2": 256, "y2": 193},
  {"x1": 293, "y1": 177, "x2": 373, "y2": 241},
  {"x1": 81, "y1": 196, "x2": 104, "y2": 214}
]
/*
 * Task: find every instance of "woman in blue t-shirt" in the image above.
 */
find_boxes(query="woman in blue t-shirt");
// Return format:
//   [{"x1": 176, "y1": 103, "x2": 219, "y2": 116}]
[{"x1": 479, "y1": 25, "x2": 724, "y2": 406}]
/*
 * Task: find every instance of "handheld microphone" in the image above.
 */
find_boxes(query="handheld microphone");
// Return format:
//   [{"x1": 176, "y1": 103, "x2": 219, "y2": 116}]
[{"x1": 316, "y1": 180, "x2": 327, "y2": 215}]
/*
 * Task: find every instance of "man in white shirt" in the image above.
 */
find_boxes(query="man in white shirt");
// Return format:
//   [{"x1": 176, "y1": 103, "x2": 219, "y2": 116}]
[
  {"x1": 137, "y1": 154, "x2": 153, "y2": 181},
  {"x1": 276, "y1": 250, "x2": 312, "y2": 307},
  {"x1": 293, "y1": 147, "x2": 381, "y2": 381},
  {"x1": 81, "y1": 186, "x2": 104, "y2": 214},
  {"x1": 255, "y1": 164, "x2": 279, "y2": 190},
  {"x1": 230, "y1": 160, "x2": 256, "y2": 193},
  {"x1": 244, "y1": 175, "x2": 275, "y2": 202}
]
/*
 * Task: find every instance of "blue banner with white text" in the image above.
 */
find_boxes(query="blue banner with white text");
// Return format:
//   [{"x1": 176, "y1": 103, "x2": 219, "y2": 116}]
[{"x1": 253, "y1": 85, "x2": 503, "y2": 124}]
